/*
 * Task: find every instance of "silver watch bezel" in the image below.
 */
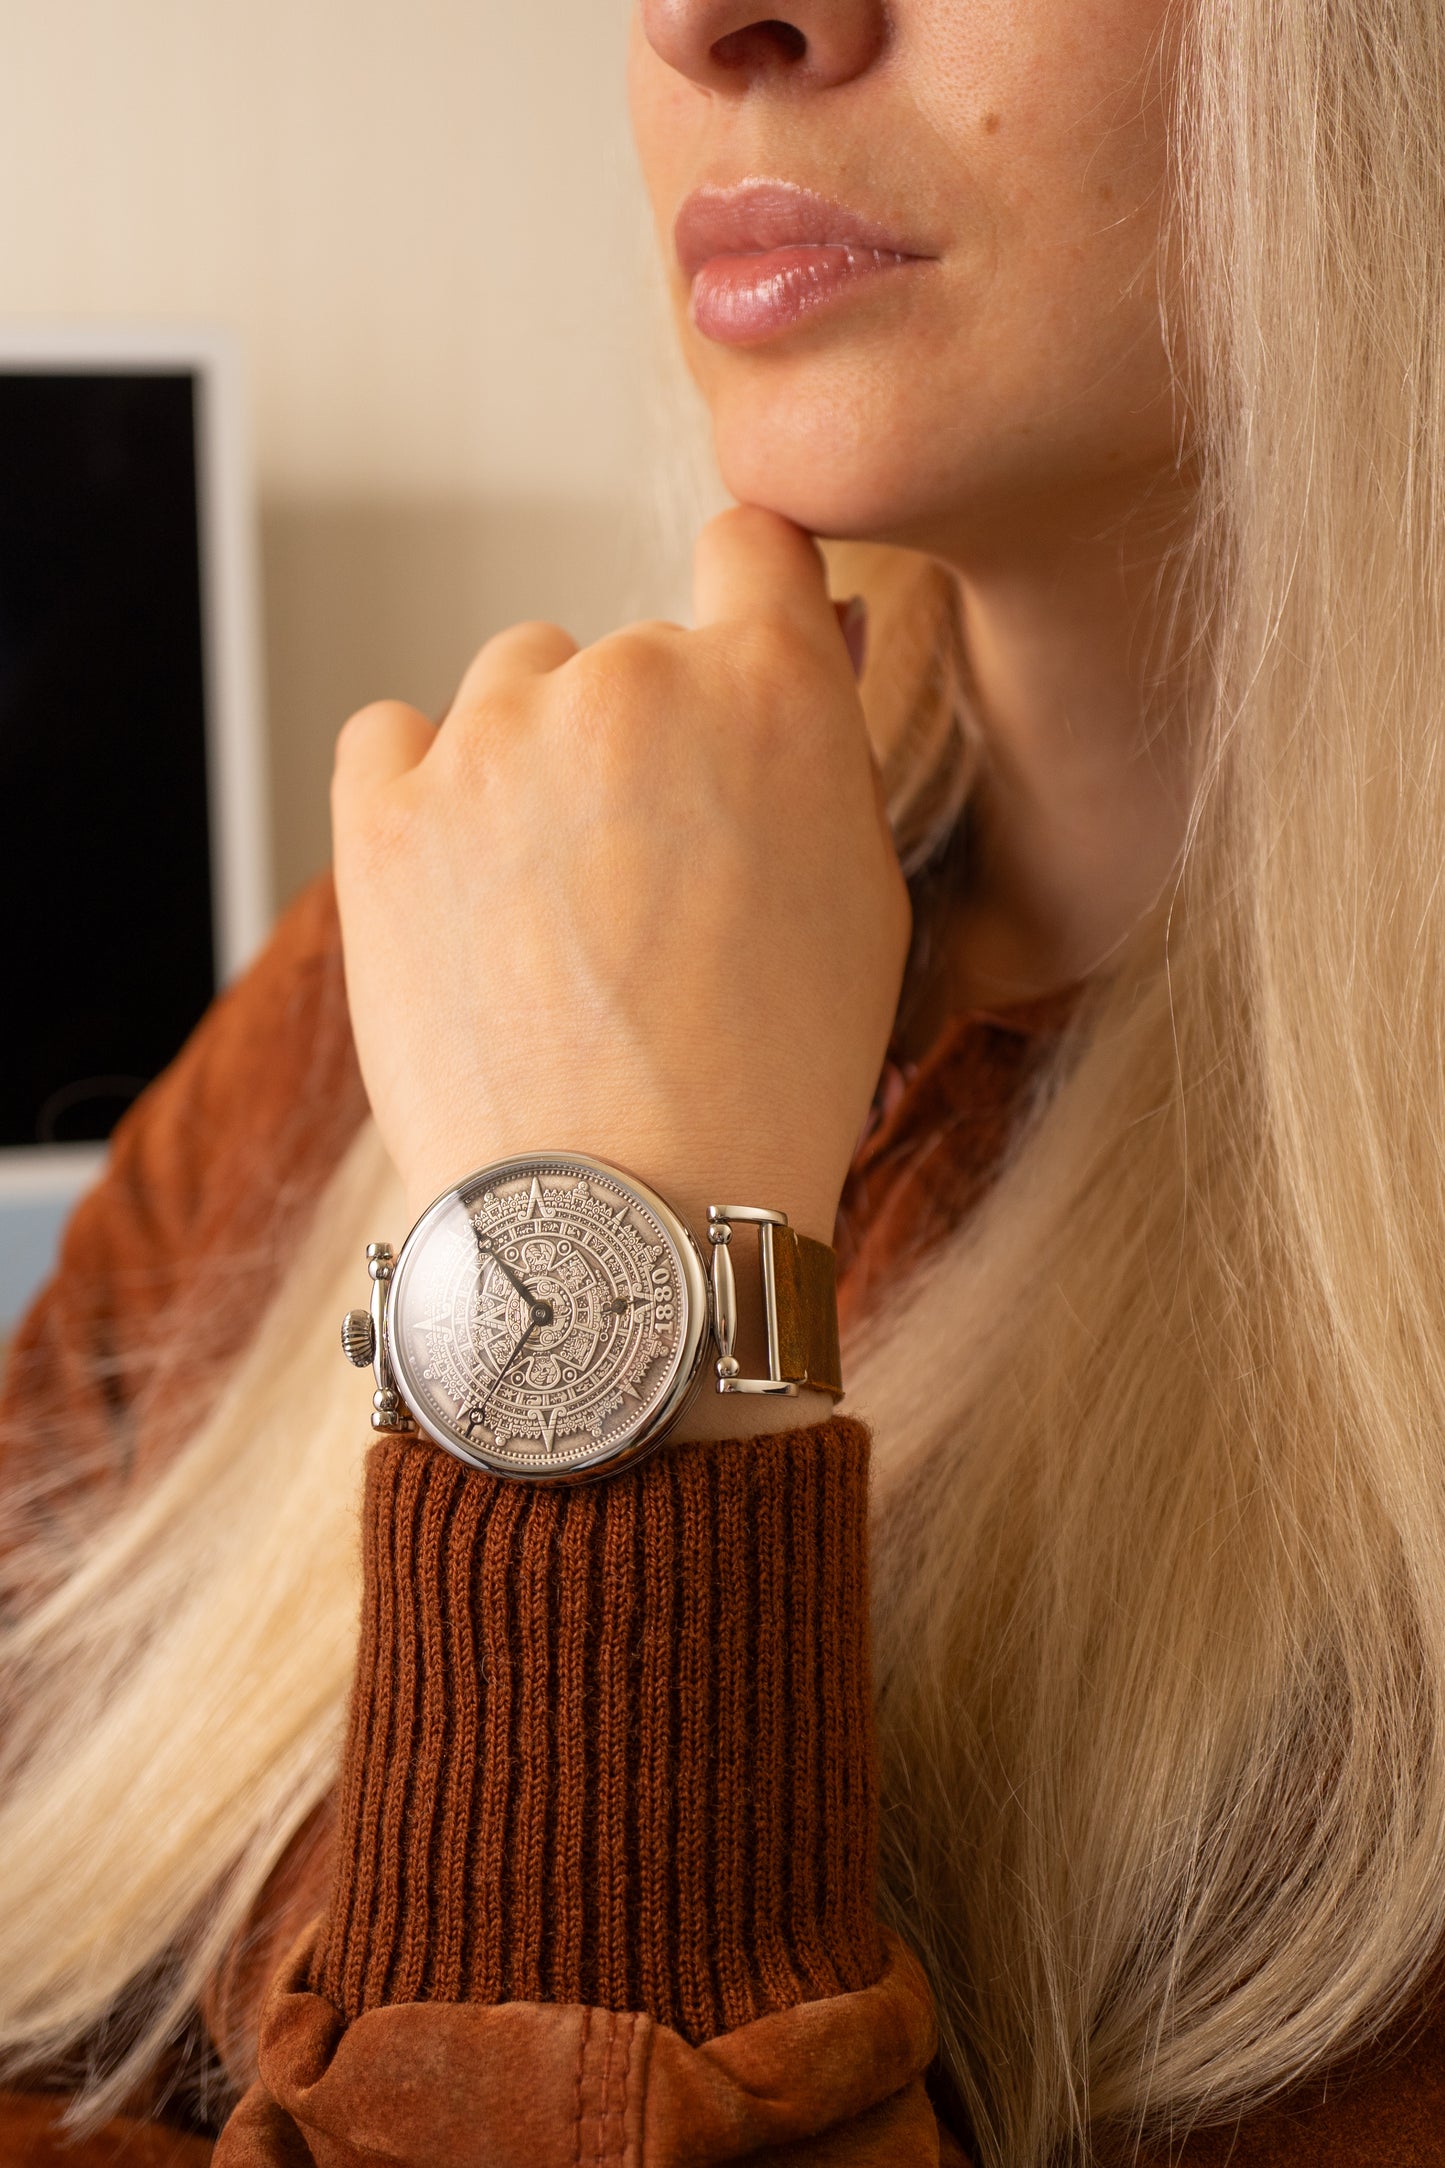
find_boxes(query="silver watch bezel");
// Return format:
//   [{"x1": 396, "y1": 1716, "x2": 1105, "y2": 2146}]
[{"x1": 383, "y1": 1149, "x2": 711, "y2": 1484}]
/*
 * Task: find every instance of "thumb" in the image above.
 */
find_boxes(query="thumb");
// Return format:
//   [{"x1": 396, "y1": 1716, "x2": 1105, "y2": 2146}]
[{"x1": 692, "y1": 505, "x2": 836, "y2": 637}]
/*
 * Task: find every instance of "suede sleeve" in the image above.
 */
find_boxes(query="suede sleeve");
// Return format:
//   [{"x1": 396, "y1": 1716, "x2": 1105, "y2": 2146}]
[{"x1": 217, "y1": 1928, "x2": 943, "y2": 2167}]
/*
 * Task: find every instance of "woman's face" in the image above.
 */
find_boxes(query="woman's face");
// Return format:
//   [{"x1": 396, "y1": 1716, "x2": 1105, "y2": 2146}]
[{"x1": 628, "y1": 0, "x2": 1185, "y2": 563}]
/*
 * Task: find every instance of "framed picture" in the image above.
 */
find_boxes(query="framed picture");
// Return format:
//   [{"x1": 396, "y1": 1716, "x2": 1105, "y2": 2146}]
[{"x1": 0, "y1": 323, "x2": 268, "y2": 1332}]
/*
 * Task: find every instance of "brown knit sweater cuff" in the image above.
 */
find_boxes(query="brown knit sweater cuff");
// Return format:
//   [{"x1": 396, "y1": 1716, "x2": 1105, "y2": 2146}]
[{"x1": 308, "y1": 1417, "x2": 883, "y2": 2042}]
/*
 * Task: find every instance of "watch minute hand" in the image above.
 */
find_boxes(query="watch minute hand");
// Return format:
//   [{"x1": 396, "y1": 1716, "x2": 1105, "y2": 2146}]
[{"x1": 483, "y1": 1313, "x2": 542, "y2": 1425}]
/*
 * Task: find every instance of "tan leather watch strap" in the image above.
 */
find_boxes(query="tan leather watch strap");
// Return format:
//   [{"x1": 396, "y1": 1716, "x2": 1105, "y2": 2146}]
[
  {"x1": 706, "y1": 1204, "x2": 845, "y2": 1402},
  {"x1": 772, "y1": 1227, "x2": 844, "y2": 1398}
]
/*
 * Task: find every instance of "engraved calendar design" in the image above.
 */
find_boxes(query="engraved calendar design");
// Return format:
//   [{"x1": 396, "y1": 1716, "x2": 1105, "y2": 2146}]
[{"x1": 386, "y1": 1155, "x2": 708, "y2": 1477}]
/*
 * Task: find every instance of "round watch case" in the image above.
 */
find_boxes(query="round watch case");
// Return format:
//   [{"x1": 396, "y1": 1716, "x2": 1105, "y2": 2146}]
[{"x1": 382, "y1": 1150, "x2": 711, "y2": 1483}]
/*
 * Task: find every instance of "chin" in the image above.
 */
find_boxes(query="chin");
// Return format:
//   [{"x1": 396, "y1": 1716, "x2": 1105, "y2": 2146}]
[
  {"x1": 707, "y1": 401, "x2": 960, "y2": 552},
  {"x1": 715, "y1": 464, "x2": 926, "y2": 547},
  {"x1": 705, "y1": 376, "x2": 1188, "y2": 565},
  {"x1": 707, "y1": 417, "x2": 1042, "y2": 566}
]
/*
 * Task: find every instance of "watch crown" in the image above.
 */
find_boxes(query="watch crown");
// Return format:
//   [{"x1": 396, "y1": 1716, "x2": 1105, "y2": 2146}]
[{"x1": 341, "y1": 1308, "x2": 376, "y2": 1368}]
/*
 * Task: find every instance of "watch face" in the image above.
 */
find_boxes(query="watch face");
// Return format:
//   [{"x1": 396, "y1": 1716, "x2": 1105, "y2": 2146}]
[{"x1": 386, "y1": 1152, "x2": 709, "y2": 1480}]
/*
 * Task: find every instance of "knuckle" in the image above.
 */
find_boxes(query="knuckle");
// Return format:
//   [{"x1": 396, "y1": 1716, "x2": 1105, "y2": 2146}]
[
  {"x1": 488, "y1": 616, "x2": 572, "y2": 658},
  {"x1": 332, "y1": 699, "x2": 400, "y2": 771},
  {"x1": 466, "y1": 620, "x2": 579, "y2": 693},
  {"x1": 571, "y1": 627, "x2": 680, "y2": 723}
]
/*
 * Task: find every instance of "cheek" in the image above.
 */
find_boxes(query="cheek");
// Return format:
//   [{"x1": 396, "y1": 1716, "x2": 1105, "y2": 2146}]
[
  {"x1": 626, "y1": 21, "x2": 693, "y2": 245},
  {"x1": 910, "y1": 0, "x2": 1176, "y2": 308}
]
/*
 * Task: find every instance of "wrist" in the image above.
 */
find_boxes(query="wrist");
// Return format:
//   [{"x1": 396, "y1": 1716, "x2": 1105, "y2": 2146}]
[{"x1": 667, "y1": 1384, "x2": 837, "y2": 1443}]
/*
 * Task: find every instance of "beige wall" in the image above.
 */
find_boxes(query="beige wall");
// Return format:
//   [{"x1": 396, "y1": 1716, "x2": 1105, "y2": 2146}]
[{"x1": 0, "y1": 1, "x2": 713, "y2": 909}]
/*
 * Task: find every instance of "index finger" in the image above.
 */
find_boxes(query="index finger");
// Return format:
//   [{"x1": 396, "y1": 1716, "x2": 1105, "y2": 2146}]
[{"x1": 692, "y1": 506, "x2": 834, "y2": 634}]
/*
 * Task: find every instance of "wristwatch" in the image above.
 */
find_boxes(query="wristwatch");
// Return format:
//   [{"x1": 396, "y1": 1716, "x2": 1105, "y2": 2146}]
[{"x1": 340, "y1": 1149, "x2": 843, "y2": 1483}]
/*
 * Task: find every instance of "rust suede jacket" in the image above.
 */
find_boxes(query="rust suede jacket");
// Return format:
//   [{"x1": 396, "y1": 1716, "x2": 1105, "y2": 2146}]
[{"x1": 4, "y1": 874, "x2": 1445, "y2": 2167}]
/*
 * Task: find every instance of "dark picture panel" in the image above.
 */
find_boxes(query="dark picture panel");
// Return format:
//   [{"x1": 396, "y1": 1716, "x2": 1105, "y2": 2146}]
[{"x1": 0, "y1": 371, "x2": 215, "y2": 1147}]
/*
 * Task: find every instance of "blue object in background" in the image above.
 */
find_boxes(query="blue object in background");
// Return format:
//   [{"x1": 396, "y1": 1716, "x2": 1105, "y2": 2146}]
[
  {"x1": 1, "y1": 1194, "x2": 71, "y2": 1332},
  {"x1": 0, "y1": 1148, "x2": 103, "y2": 1339}
]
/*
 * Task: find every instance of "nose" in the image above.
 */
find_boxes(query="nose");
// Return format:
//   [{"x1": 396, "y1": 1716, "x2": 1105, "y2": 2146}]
[{"x1": 637, "y1": 0, "x2": 886, "y2": 92}]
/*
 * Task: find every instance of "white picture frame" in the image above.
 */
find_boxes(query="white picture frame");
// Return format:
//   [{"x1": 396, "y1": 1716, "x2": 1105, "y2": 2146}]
[{"x1": 0, "y1": 323, "x2": 269, "y2": 1331}]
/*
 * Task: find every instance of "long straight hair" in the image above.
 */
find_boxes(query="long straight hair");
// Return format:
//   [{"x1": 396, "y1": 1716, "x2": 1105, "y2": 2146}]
[{"x1": 5, "y1": 0, "x2": 1445, "y2": 2158}]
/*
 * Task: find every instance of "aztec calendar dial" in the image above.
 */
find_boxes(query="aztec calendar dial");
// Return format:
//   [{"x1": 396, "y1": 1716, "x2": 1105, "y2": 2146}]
[{"x1": 386, "y1": 1154, "x2": 708, "y2": 1478}]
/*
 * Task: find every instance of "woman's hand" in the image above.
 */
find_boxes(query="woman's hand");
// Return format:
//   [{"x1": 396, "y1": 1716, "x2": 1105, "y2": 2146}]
[{"x1": 331, "y1": 508, "x2": 911, "y2": 1271}]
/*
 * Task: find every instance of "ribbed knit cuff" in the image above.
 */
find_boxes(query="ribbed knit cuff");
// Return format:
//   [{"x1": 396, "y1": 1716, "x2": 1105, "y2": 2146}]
[{"x1": 308, "y1": 1418, "x2": 884, "y2": 2042}]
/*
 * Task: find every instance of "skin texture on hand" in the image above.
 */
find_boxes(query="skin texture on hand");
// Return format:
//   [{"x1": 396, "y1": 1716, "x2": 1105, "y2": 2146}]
[{"x1": 331, "y1": 506, "x2": 910, "y2": 1448}]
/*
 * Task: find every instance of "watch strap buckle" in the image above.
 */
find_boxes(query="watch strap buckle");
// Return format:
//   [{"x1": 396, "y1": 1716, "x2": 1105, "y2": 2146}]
[{"x1": 706, "y1": 1206, "x2": 844, "y2": 1400}]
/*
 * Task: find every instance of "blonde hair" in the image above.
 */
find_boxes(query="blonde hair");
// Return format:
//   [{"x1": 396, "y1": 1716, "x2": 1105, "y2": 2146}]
[{"x1": 6, "y1": 0, "x2": 1445, "y2": 2157}]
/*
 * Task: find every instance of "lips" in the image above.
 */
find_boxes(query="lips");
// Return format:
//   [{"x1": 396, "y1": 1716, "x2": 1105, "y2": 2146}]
[{"x1": 674, "y1": 179, "x2": 933, "y2": 346}]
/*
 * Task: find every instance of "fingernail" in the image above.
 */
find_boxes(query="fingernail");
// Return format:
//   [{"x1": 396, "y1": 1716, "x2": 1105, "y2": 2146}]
[{"x1": 842, "y1": 594, "x2": 869, "y2": 680}]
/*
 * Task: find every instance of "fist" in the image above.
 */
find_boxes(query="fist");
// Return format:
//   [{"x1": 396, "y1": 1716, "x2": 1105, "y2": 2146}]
[{"x1": 331, "y1": 507, "x2": 911, "y2": 1247}]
